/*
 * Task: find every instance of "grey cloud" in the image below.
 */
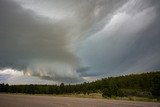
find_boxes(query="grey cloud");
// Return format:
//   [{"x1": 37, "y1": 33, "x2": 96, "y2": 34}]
[
  {"x1": 0, "y1": 0, "x2": 83, "y2": 82},
  {"x1": 79, "y1": 0, "x2": 160, "y2": 77},
  {"x1": 15, "y1": 0, "x2": 128, "y2": 39},
  {"x1": 1, "y1": 0, "x2": 160, "y2": 83},
  {"x1": 0, "y1": 0, "x2": 127, "y2": 83}
]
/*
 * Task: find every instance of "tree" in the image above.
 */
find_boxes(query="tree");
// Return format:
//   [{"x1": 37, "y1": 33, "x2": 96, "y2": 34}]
[{"x1": 60, "y1": 83, "x2": 65, "y2": 94}]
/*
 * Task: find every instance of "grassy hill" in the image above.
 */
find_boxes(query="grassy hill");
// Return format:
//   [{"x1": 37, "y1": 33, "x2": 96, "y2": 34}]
[{"x1": 0, "y1": 71, "x2": 160, "y2": 101}]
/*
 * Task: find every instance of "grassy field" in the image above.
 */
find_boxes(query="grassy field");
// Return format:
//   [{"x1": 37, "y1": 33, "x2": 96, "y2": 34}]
[
  {"x1": 52, "y1": 93, "x2": 159, "y2": 102},
  {"x1": 55, "y1": 93, "x2": 103, "y2": 99},
  {"x1": 1, "y1": 92, "x2": 160, "y2": 102},
  {"x1": 1, "y1": 93, "x2": 160, "y2": 107}
]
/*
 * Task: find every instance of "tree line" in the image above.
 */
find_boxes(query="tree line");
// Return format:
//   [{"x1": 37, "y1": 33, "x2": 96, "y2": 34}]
[{"x1": 0, "y1": 71, "x2": 160, "y2": 99}]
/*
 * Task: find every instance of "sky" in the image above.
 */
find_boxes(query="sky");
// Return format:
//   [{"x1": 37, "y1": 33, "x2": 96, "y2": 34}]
[{"x1": 0, "y1": 0, "x2": 160, "y2": 84}]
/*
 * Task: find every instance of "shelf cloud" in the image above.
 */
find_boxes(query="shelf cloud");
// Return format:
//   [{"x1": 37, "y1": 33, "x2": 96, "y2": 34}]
[{"x1": 0, "y1": 0, "x2": 160, "y2": 84}]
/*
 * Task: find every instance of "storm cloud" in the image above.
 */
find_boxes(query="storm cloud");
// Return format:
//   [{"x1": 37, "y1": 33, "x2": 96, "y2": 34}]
[
  {"x1": 79, "y1": 0, "x2": 160, "y2": 78},
  {"x1": 0, "y1": 0, "x2": 160, "y2": 84}
]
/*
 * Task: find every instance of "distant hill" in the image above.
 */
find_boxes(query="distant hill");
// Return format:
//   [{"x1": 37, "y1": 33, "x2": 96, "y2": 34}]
[{"x1": 0, "y1": 71, "x2": 160, "y2": 99}]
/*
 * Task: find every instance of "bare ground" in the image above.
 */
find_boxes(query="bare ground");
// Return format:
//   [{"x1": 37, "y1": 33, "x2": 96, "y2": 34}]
[{"x1": 0, "y1": 93, "x2": 160, "y2": 107}]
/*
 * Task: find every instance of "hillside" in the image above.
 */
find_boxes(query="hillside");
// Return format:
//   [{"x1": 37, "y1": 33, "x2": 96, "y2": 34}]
[{"x1": 0, "y1": 71, "x2": 160, "y2": 100}]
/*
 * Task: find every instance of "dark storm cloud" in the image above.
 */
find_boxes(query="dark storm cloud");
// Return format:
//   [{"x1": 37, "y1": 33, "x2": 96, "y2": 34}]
[
  {"x1": 0, "y1": 0, "x2": 160, "y2": 83},
  {"x1": 0, "y1": 0, "x2": 85, "y2": 82},
  {"x1": 79, "y1": 0, "x2": 160, "y2": 77},
  {"x1": 0, "y1": 0, "x2": 127, "y2": 83}
]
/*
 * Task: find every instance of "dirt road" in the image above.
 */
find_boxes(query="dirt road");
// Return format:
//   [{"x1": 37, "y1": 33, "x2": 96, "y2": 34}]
[{"x1": 0, "y1": 94, "x2": 159, "y2": 107}]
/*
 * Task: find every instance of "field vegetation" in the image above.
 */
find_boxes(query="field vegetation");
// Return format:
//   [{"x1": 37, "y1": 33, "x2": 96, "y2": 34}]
[{"x1": 0, "y1": 71, "x2": 160, "y2": 101}]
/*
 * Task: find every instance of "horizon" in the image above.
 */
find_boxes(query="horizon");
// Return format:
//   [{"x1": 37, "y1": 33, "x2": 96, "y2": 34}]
[{"x1": 1, "y1": 71, "x2": 159, "y2": 86}]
